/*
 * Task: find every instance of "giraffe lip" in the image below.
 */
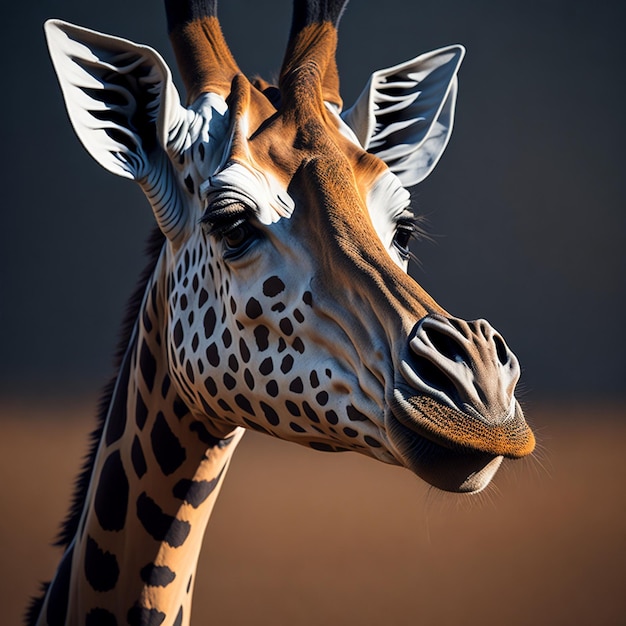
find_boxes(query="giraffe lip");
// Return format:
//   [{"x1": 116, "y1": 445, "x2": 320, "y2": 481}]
[
  {"x1": 389, "y1": 384, "x2": 535, "y2": 459},
  {"x1": 387, "y1": 390, "x2": 503, "y2": 493}
]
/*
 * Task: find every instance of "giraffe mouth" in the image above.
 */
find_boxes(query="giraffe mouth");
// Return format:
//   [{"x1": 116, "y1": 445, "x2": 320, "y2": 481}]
[
  {"x1": 388, "y1": 314, "x2": 534, "y2": 488},
  {"x1": 386, "y1": 389, "x2": 509, "y2": 493}
]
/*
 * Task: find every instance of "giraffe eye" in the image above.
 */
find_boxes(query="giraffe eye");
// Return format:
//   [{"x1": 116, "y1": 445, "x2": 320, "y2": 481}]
[
  {"x1": 223, "y1": 222, "x2": 253, "y2": 248},
  {"x1": 200, "y1": 200, "x2": 261, "y2": 260},
  {"x1": 393, "y1": 223, "x2": 415, "y2": 260},
  {"x1": 221, "y1": 220, "x2": 260, "y2": 259}
]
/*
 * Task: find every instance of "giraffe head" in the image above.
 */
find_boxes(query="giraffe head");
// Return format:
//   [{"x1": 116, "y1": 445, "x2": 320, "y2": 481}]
[{"x1": 44, "y1": 0, "x2": 534, "y2": 493}]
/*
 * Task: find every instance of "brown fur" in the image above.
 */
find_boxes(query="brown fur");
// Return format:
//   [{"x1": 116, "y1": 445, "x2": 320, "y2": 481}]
[{"x1": 169, "y1": 16, "x2": 241, "y2": 103}]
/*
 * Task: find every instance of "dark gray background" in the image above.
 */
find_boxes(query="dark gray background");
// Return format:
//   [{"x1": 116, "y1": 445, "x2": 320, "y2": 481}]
[{"x1": 1, "y1": 0, "x2": 624, "y2": 403}]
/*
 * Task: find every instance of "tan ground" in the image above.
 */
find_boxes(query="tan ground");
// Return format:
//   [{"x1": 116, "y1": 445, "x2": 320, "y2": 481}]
[{"x1": 1, "y1": 400, "x2": 624, "y2": 625}]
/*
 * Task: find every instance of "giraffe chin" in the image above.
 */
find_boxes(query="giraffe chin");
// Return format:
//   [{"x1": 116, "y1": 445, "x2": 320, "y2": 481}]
[{"x1": 387, "y1": 394, "x2": 508, "y2": 493}]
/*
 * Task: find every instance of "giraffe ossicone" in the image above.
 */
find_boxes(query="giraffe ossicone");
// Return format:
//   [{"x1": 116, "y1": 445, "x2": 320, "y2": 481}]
[{"x1": 29, "y1": 1, "x2": 534, "y2": 624}]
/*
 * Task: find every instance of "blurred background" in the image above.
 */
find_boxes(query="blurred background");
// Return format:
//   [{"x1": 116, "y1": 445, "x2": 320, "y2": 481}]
[{"x1": 1, "y1": 1, "x2": 624, "y2": 624}]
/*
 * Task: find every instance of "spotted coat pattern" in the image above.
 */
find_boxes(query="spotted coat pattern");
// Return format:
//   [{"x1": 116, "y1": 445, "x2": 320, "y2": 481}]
[{"x1": 30, "y1": 1, "x2": 534, "y2": 624}]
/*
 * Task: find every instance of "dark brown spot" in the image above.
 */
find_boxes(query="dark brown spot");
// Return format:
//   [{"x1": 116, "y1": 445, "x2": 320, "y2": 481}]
[
  {"x1": 286, "y1": 401, "x2": 301, "y2": 416},
  {"x1": 203, "y1": 307, "x2": 217, "y2": 338},
  {"x1": 262, "y1": 276, "x2": 285, "y2": 297},
  {"x1": 244, "y1": 368, "x2": 255, "y2": 390},
  {"x1": 206, "y1": 343, "x2": 220, "y2": 367},
  {"x1": 140, "y1": 563, "x2": 176, "y2": 587},
  {"x1": 223, "y1": 372, "x2": 236, "y2": 390},
  {"x1": 136, "y1": 492, "x2": 190, "y2": 548},
  {"x1": 280, "y1": 354, "x2": 294, "y2": 374},
  {"x1": 151, "y1": 412, "x2": 187, "y2": 476},
  {"x1": 303, "y1": 401, "x2": 320, "y2": 423},
  {"x1": 235, "y1": 394, "x2": 255, "y2": 415},
  {"x1": 347, "y1": 405, "x2": 368, "y2": 421},
  {"x1": 364, "y1": 435, "x2": 382, "y2": 448},
  {"x1": 204, "y1": 376, "x2": 218, "y2": 397},
  {"x1": 279, "y1": 318, "x2": 294, "y2": 336},
  {"x1": 309, "y1": 371, "x2": 320, "y2": 388},
  {"x1": 85, "y1": 536, "x2": 119, "y2": 592},
  {"x1": 131, "y1": 436, "x2": 147, "y2": 479},
  {"x1": 94, "y1": 450, "x2": 129, "y2": 532},
  {"x1": 239, "y1": 338, "x2": 251, "y2": 363},
  {"x1": 254, "y1": 325, "x2": 270, "y2": 351},
  {"x1": 260, "y1": 401, "x2": 280, "y2": 426},
  {"x1": 325, "y1": 410, "x2": 339, "y2": 425},
  {"x1": 173, "y1": 320, "x2": 184, "y2": 348},
  {"x1": 246, "y1": 297, "x2": 263, "y2": 319},
  {"x1": 259, "y1": 357, "x2": 273, "y2": 375},
  {"x1": 316, "y1": 391, "x2": 329, "y2": 406},
  {"x1": 289, "y1": 377, "x2": 304, "y2": 393}
]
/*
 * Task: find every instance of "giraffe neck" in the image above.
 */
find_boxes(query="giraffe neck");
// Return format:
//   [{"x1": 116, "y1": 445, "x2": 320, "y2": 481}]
[{"x1": 36, "y1": 243, "x2": 244, "y2": 626}]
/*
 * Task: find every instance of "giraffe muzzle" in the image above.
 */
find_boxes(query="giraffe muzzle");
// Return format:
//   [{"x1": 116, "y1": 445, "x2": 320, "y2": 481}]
[
  {"x1": 406, "y1": 314, "x2": 521, "y2": 424},
  {"x1": 388, "y1": 314, "x2": 533, "y2": 490}
]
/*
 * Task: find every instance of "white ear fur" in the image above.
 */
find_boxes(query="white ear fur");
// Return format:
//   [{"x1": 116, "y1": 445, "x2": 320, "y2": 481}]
[
  {"x1": 44, "y1": 19, "x2": 185, "y2": 180},
  {"x1": 341, "y1": 46, "x2": 464, "y2": 187},
  {"x1": 44, "y1": 19, "x2": 212, "y2": 242}
]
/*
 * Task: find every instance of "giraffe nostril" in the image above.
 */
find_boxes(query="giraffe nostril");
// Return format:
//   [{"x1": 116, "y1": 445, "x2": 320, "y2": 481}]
[
  {"x1": 424, "y1": 326, "x2": 470, "y2": 365},
  {"x1": 410, "y1": 354, "x2": 460, "y2": 402},
  {"x1": 405, "y1": 315, "x2": 521, "y2": 421},
  {"x1": 493, "y1": 334, "x2": 509, "y2": 365}
]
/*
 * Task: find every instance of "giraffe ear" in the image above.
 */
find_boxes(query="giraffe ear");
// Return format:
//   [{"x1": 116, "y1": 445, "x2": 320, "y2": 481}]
[
  {"x1": 44, "y1": 19, "x2": 186, "y2": 181},
  {"x1": 341, "y1": 46, "x2": 464, "y2": 187}
]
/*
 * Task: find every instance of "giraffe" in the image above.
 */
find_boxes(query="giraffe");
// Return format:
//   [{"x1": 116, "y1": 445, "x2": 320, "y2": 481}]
[{"x1": 29, "y1": 0, "x2": 535, "y2": 624}]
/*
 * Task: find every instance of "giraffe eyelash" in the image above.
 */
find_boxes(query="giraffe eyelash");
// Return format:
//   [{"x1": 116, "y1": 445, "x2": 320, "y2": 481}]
[
  {"x1": 391, "y1": 210, "x2": 427, "y2": 262},
  {"x1": 396, "y1": 211, "x2": 426, "y2": 239},
  {"x1": 199, "y1": 201, "x2": 252, "y2": 237}
]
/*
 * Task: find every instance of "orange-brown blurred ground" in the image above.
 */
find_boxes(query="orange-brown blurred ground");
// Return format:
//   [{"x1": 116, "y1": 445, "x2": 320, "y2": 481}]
[{"x1": 2, "y1": 400, "x2": 624, "y2": 625}]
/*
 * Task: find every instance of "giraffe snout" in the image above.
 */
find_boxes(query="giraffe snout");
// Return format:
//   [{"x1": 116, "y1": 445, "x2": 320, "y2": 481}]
[{"x1": 405, "y1": 314, "x2": 521, "y2": 424}]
